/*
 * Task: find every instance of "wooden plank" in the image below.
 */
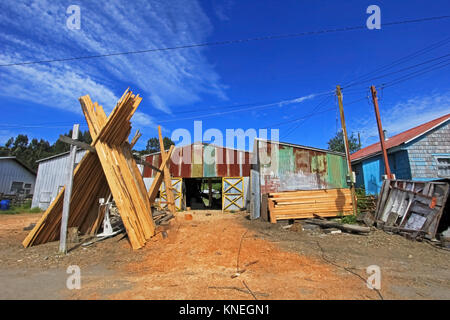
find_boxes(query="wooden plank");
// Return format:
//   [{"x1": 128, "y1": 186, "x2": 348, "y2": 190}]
[
  {"x1": 261, "y1": 194, "x2": 268, "y2": 222},
  {"x1": 158, "y1": 126, "x2": 176, "y2": 213},
  {"x1": 148, "y1": 145, "x2": 175, "y2": 204},
  {"x1": 59, "y1": 124, "x2": 79, "y2": 254}
]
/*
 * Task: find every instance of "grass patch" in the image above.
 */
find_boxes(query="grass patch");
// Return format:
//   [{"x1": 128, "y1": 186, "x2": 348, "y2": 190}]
[
  {"x1": 340, "y1": 214, "x2": 357, "y2": 224},
  {"x1": 0, "y1": 200, "x2": 42, "y2": 215}
]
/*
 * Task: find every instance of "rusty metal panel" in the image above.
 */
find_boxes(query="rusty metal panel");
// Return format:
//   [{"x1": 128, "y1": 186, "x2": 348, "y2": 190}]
[
  {"x1": 191, "y1": 143, "x2": 203, "y2": 177},
  {"x1": 203, "y1": 144, "x2": 216, "y2": 177},
  {"x1": 143, "y1": 143, "x2": 252, "y2": 178},
  {"x1": 327, "y1": 153, "x2": 348, "y2": 188},
  {"x1": 259, "y1": 141, "x2": 347, "y2": 193}
]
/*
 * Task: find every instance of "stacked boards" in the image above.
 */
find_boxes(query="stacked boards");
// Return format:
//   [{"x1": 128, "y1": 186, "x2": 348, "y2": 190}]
[
  {"x1": 23, "y1": 89, "x2": 156, "y2": 250},
  {"x1": 268, "y1": 188, "x2": 353, "y2": 223}
]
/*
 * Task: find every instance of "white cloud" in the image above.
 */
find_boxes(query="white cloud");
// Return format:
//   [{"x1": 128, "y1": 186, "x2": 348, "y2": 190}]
[
  {"x1": 0, "y1": 0, "x2": 227, "y2": 126},
  {"x1": 353, "y1": 91, "x2": 450, "y2": 146}
]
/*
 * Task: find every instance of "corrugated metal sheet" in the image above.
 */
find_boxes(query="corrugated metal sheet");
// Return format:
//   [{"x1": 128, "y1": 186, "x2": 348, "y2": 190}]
[
  {"x1": 143, "y1": 143, "x2": 251, "y2": 178},
  {"x1": 0, "y1": 158, "x2": 36, "y2": 195},
  {"x1": 257, "y1": 140, "x2": 349, "y2": 194},
  {"x1": 31, "y1": 150, "x2": 87, "y2": 209}
]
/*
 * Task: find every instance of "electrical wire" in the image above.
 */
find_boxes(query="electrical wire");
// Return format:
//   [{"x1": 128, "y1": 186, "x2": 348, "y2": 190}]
[
  {"x1": 342, "y1": 36, "x2": 450, "y2": 88},
  {"x1": 342, "y1": 52, "x2": 450, "y2": 89},
  {"x1": 1, "y1": 15, "x2": 449, "y2": 67}
]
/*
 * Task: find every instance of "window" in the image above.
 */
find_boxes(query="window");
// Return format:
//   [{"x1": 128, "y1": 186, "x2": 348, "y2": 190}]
[
  {"x1": 10, "y1": 181, "x2": 23, "y2": 194},
  {"x1": 24, "y1": 183, "x2": 32, "y2": 195},
  {"x1": 436, "y1": 156, "x2": 450, "y2": 177}
]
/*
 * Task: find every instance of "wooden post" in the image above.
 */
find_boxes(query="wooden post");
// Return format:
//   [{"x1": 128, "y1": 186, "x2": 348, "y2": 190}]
[
  {"x1": 208, "y1": 178, "x2": 212, "y2": 208},
  {"x1": 158, "y1": 126, "x2": 176, "y2": 213},
  {"x1": 370, "y1": 85, "x2": 393, "y2": 179},
  {"x1": 59, "y1": 124, "x2": 79, "y2": 254},
  {"x1": 336, "y1": 86, "x2": 357, "y2": 216}
]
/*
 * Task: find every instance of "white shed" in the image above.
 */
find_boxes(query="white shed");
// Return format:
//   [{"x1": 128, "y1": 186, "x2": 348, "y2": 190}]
[
  {"x1": 0, "y1": 157, "x2": 36, "y2": 195},
  {"x1": 31, "y1": 150, "x2": 87, "y2": 210}
]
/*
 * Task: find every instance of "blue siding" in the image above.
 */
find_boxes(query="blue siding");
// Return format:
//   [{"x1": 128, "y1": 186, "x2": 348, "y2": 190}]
[
  {"x1": 362, "y1": 156, "x2": 383, "y2": 195},
  {"x1": 355, "y1": 150, "x2": 412, "y2": 195},
  {"x1": 388, "y1": 150, "x2": 412, "y2": 180}
]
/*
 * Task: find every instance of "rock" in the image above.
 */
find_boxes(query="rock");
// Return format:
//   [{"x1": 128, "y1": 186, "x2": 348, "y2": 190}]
[
  {"x1": 302, "y1": 223, "x2": 321, "y2": 231},
  {"x1": 323, "y1": 228, "x2": 342, "y2": 234}
]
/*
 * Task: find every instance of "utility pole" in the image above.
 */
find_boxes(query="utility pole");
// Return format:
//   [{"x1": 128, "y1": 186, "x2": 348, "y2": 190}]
[
  {"x1": 357, "y1": 132, "x2": 361, "y2": 149},
  {"x1": 336, "y1": 86, "x2": 357, "y2": 216},
  {"x1": 59, "y1": 124, "x2": 79, "y2": 254},
  {"x1": 370, "y1": 85, "x2": 392, "y2": 179}
]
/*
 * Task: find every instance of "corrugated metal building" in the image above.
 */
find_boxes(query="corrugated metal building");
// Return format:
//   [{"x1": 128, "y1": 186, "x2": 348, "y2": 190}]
[
  {"x1": 31, "y1": 150, "x2": 87, "y2": 210},
  {"x1": 143, "y1": 142, "x2": 252, "y2": 211},
  {"x1": 351, "y1": 113, "x2": 450, "y2": 194},
  {"x1": 250, "y1": 139, "x2": 350, "y2": 219},
  {"x1": 0, "y1": 157, "x2": 36, "y2": 195}
]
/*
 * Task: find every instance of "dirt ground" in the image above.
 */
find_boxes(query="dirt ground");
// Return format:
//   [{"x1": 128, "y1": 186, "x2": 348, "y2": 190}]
[{"x1": 0, "y1": 210, "x2": 449, "y2": 300}]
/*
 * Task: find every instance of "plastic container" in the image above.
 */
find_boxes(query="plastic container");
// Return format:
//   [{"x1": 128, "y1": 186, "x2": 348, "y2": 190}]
[{"x1": 0, "y1": 200, "x2": 11, "y2": 211}]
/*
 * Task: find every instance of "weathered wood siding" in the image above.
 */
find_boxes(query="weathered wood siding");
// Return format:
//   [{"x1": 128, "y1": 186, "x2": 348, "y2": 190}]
[{"x1": 405, "y1": 121, "x2": 450, "y2": 179}]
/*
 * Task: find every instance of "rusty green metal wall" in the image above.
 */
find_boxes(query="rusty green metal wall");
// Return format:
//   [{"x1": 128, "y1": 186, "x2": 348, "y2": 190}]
[{"x1": 259, "y1": 141, "x2": 349, "y2": 193}]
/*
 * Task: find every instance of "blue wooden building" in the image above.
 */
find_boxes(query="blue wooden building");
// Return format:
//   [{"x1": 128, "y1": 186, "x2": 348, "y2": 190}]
[{"x1": 351, "y1": 113, "x2": 450, "y2": 194}]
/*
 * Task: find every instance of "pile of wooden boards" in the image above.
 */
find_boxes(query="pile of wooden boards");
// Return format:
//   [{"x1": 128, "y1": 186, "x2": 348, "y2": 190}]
[
  {"x1": 375, "y1": 179, "x2": 449, "y2": 240},
  {"x1": 268, "y1": 188, "x2": 354, "y2": 223},
  {"x1": 23, "y1": 89, "x2": 157, "y2": 250}
]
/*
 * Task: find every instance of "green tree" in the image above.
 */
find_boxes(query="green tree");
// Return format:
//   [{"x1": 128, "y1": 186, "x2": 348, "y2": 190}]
[
  {"x1": 327, "y1": 130, "x2": 361, "y2": 154},
  {"x1": 145, "y1": 136, "x2": 174, "y2": 154}
]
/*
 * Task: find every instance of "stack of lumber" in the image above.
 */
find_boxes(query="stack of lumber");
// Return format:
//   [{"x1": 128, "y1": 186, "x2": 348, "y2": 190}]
[
  {"x1": 23, "y1": 89, "x2": 156, "y2": 250},
  {"x1": 268, "y1": 188, "x2": 353, "y2": 223}
]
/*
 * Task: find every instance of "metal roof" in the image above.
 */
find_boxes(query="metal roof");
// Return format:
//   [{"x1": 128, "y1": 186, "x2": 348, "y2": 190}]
[
  {"x1": 36, "y1": 149, "x2": 86, "y2": 163},
  {"x1": 350, "y1": 113, "x2": 450, "y2": 162},
  {"x1": 0, "y1": 156, "x2": 36, "y2": 175},
  {"x1": 255, "y1": 138, "x2": 346, "y2": 157}
]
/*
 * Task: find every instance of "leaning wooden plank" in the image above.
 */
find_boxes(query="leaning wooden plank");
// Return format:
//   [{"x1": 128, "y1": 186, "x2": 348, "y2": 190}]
[
  {"x1": 158, "y1": 126, "x2": 176, "y2": 213},
  {"x1": 148, "y1": 145, "x2": 175, "y2": 204}
]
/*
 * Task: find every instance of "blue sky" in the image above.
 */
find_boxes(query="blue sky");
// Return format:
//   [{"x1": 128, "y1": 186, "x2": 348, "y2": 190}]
[{"x1": 0, "y1": 0, "x2": 449, "y2": 152}]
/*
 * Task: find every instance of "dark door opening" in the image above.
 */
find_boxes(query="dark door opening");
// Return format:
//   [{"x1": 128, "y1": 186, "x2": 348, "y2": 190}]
[{"x1": 184, "y1": 178, "x2": 222, "y2": 210}]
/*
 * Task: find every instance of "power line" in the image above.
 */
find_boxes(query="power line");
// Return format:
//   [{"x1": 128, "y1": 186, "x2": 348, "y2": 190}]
[
  {"x1": 342, "y1": 36, "x2": 450, "y2": 88},
  {"x1": 342, "y1": 52, "x2": 450, "y2": 88},
  {"x1": 379, "y1": 59, "x2": 450, "y2": 88},
  {"x1": 280, "y1": 95, "x2": 333, "y2": 139},
  {"x1": 277, "y1": 96, "x2": 367, "y2": 140},
  {"x1": 1, "y1": 15, "x2": 449, "y2": 67}
]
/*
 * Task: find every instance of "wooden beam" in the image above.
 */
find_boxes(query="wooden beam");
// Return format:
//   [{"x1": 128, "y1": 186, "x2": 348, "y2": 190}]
[
  {"x1": 148, "y1": 145, "x2": 175, "y2": 204},
  {"x1": 59, "y1": 124, "x2": 79, "y2": 254},
  {"x1": 158, "y1": 126, "x2": 176, "y2": 213},
  {"x1": 59, "y1": 134, "x2": 96, "y2": 153},
  {"x1": 134, "y1": 158, "x2": 162, "y2": 173},
  {"x1": 130, "y1": 129, "x2": 142, "y2": 149}
]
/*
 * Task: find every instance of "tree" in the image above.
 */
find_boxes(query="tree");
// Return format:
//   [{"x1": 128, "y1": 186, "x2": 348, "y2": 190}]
[
  {"x1": 0, "y1": 130, "x2": 93, "y2": 171},
  {"x1": 145, "y1": 136, "x2": 174, "y2": 154},
  {"x1": 327, "y1": 130, "x2": 361, "y2": 154}
]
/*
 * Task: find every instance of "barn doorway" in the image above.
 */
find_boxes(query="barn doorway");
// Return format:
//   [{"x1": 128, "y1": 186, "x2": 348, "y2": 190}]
[{"x1": 184, "y1": 178, "x2": 222, "y2": 210}]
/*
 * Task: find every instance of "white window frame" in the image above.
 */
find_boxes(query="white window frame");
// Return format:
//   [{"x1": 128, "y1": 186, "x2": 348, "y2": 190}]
[{"x1": 434, "y1": 155, "x2": 450, "y2": 177}]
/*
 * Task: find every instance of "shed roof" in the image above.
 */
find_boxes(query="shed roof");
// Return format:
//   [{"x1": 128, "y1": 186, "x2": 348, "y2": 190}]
[
  {"x1": 36, "y1": 149, "x2": 86, "y2": 163},
  {"x1": 350, "y1": 113, "x2": 450, "y2": 162},
  {"x1": 0, "y1": 156, "x2": 36, "y2": 175},
  {"x1": 255, "y1": 138, "x2": 346, "y2": 157}
]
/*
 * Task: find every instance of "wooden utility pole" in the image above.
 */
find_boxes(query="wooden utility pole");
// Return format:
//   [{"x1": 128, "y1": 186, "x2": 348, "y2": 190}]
[
  {"x1": 336, "y1": 86, "x2": 357, "y2": 215},
  {"x1": 370, "y1": 85, "x2": 392, "y2": 179},
  {"x1": 158, "y1": 126, "x2": 176, "y2": 213},
  {"x1": 59, "y1": 124, "x2": 79, "y2": 254}
]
